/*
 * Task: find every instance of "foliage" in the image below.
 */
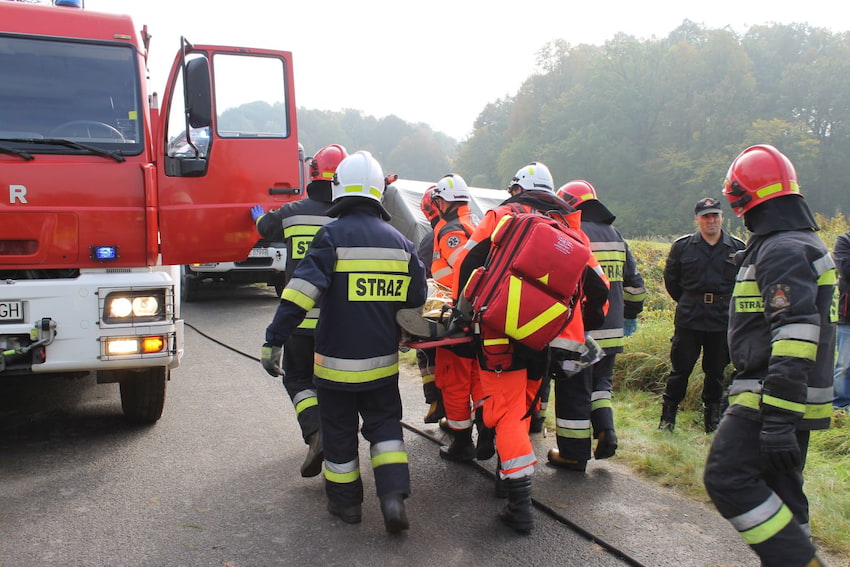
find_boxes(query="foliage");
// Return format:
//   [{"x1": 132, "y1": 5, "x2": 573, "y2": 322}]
[{"x1": 456, "y1": 21, "x2": 850, "y2": 237}]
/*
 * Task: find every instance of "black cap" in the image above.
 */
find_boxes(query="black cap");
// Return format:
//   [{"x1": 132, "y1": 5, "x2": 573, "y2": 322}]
[{"x1": 695, "y1": 197, "x2": 722, "y2": 216}]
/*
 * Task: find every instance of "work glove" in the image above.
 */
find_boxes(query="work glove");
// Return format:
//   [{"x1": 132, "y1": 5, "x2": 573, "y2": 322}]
[
  {"x1": 261, "y1": 343, "x2": 284, "y2": 377},
  {"x1": 623, "y1": 318, "x2": 638, "y2": 337},
  {"x1": 250, "y1": 205, "x2": 265, "y2": 222},
  {"x1": 760, "y1": 416, "x2": 801, "y2": 473}
]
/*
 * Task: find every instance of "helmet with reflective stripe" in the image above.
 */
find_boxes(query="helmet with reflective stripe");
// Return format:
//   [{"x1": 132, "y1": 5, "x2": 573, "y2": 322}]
[
  {"x1": 420, "y1": 185, "x2": 440, "y2": 222},
  {"x1": 723, "y1": 144, "x2": 800, "y2": 217},
  {"x1": 557, "y1": 180, "x2": 598, "y2": 207},
  {"x1": 332, "y1": 150, "x2": 385, "y2": 202},
  {"x1": 309, "y1": 144, "x2": 348, "y2": 182},
  {"x1": 433, "y1": 173, "x2": 470, "y2": 202},
  {"x1": 509, "y1": 162, "x2": 554, "y2": 193}
]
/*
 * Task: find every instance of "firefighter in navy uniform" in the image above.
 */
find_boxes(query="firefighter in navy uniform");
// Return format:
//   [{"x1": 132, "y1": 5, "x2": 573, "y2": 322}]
[
  {"x1": 250, "y1": 144, "x2": 347, "y2": 478},
  {"x1": 261, "y1": 150, "x2": 428, "y2": 533},
  {"x1": 555, "y1": 180, "x2": 646, "y2": 461},
  {"x1": 704, "y1": 144, "x2": 835, "y2": 567},
  {"x1": 659, "y1": 197, "x2": 746, "y2": 432}
]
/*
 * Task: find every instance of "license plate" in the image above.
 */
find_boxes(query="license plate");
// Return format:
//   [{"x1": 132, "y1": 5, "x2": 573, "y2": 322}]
[
  {"x1": 248, "y1": 248, "x2": 268, "y2": 258},
  {"x1": 0, "y1": 300, "x2": 24, "y2": 323}
]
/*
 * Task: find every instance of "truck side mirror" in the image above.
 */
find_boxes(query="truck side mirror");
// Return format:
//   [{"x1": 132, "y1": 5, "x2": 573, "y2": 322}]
[{"x1": 185, "y1": 57, "x2": 211, "y2": 129}]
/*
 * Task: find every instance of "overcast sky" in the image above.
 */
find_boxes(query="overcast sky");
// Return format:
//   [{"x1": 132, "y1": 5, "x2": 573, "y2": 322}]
[{"x1": 84, "y1": 0, "x2": 850, "y2": 140}]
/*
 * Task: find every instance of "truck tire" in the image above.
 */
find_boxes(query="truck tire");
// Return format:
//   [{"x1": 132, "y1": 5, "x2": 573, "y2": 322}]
[
  {"x1": 119, "y1": 367, "x2": 167, "y2": 423},
  {"x1": 181, "y1": 265, "x2": 200, "y2": 302}
]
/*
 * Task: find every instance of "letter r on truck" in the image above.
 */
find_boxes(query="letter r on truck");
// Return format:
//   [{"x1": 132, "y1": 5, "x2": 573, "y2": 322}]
[{"x1": 10, "y1": 185, "x2": 27, "y2": 204}]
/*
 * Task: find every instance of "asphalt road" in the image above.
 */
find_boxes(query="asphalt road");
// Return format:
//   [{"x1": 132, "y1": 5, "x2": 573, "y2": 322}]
[{"x1": 0, "y1": 282, "x2": 814, "y2": 567}]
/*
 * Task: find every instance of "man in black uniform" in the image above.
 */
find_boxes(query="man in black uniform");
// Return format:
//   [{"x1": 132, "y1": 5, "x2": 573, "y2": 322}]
[
  {"x1": 251, "y1": 144, "x2": 347, "y2": 478},
  {"x1": 704, "y1": 144, "x2": 834, "y2": 567},
  {"x1": 659, "y1": 197, "x2": 745, "y2": 432}
]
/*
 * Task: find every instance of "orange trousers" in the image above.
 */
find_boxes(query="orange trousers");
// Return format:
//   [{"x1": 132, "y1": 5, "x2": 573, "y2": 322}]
[
  {"x1": 478, "y1": 366, "x2": 538, "y2": 478},
  {"x1": 434, "y1": 347, "x2": 483, "y2": 430}
]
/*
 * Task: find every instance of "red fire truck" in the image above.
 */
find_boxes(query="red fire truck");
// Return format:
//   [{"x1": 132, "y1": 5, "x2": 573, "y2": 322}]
[{"x1": 0, "y1": 0, "x2": 304, "y2": 421}]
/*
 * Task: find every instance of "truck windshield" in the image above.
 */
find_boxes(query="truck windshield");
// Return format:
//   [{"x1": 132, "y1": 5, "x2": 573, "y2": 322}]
[{"x1": 0, "y1": 35, "x2": 143, "y2": 155}]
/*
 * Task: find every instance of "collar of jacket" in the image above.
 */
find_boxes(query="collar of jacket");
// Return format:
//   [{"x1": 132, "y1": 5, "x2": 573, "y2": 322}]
[{"x1": 576, "y1": 199, "x2": 615, "y2": 224}]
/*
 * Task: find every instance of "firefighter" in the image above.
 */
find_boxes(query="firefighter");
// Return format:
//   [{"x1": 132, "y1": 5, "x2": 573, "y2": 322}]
[
  {"x1": 415, "y1": 187, "x2": 445, "y2": 424},
  {"x1": 449, "y1": 162, "x2": 609, "y2": 533},
  {"x1": 261, "y1": 150, "x2": 428, "y2": 533},
  {"x1": 659, "y1": 197, "x2": 746, "y2": 432},
  {"x1": 703, "y1": 144, "x2": 834, "y2": 567},
  {"x1": 251, "y1": 143, "x2": 347, "y2": 478},
  {"x1": 427, "y1": 174, "x2": 495, "y2": 462},
  {"x1": 553, "y1": 180, "x2": 646, "y2": 463}
]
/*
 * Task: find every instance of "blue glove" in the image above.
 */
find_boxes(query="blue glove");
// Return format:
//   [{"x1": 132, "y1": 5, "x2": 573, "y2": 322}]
[
  {"x1": 623, "y1": 318, "x2": 638, "y2": 337},
  {"x1": 250, "y1": 205, "x2": 265, "y2": 222},
  {"x1": 261, "y1": 343, "x2": 284, "y2": 377}
]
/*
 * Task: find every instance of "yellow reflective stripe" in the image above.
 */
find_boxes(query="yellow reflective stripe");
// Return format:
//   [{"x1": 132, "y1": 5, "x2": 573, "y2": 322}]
[
  {"x1": 343, "y1": 184, "x2": 382, "y2": 199},
  {"x1": 295, "y1": 396, "x2": 317, "y2": 415},
  {"x1": 762, "y1": 394, "x2": 806, "y2": 415},
  {"x1": 729, "y1": 391, "x2": 761, "y2": 410},
  {"x1": 735, "y1": 297, "x2": 764, "y2": 313},
  {"x1": 817, "y1": 268, "x2": 837, "y2": 286},
  {"x1": 297, "y1": 318, "x2": 318, "y2": 330},
  {"x1": 372, "y1": 451, "x2": 409, "y2": 468},
  {"x1": 595, "y1": 337, "x2": 624, "y2": 349},
  {"x1": 314, "y1": 354, "x2": 399, "y2": 384},
  {"x1": 555, "y1": 418, "x2": 592, "y2": 439},
  {"x1": 623, "y1": 287, "x2": 647, "y2": 302},
  {"x1": 491, "y1": 213, "x2": 515, "y2": 240},
  {"x1": 283, "y1": 225, "x2": 322, "y2": 238},
  {"x1": 740, "y1": 504, "x2": 793, "y2": 545},
  {"x1": 504, "y1": 276, "x2": 568, "y2": 340},
  {"x1": 282, "y1": 288, "x2": 316, "y2": 311},
  {"x1": 591, "y1": 398, "x2": 612, "y2": 411},
  {"x1": 804, "y1": 402, "x2": 833, "y2": 420},
  {"x1": 771, "y1": 339, "x2": 817, "y2": 361},
  {"x1": 324, "y1": 458, "x2": 360, "y2": 483},
  {"x1": 483, "y1": 338, "x2": 510, "y2": 346},
  {"x1": 593, "y1": 250, "x2": 626, "y2": 262},
  {"x1": 755, "y1": 181, "x2": 799, "y2": 200},
  {"x1": 335, "y1": 259, "x2": 409, "y2": 272},
  {"x1": 734, "y1": 281, "x2": 760, "y2": 296}
]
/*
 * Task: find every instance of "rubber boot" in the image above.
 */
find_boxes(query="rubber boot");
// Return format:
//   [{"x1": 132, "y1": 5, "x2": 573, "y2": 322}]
[
  {"x1": 423, "y1": 398, "x2": 445, "y2": 424},
  {"x1": 474, "y1": 408, "x2": 496, "y2": 460},
  {"x1": 300, "y1": 430, "x2": 323, "y2": 478},
  {"x1": 499, "y1": 476, "x2": 534, "y2": 533},
  {"x1": 379, "y1": 492, "x2": 410, "y2": 533},
  {"x1": 327, "y1": 499, "x2": 362, "y2": 524},
  {"x1": 440, "y1": 427, "x2": 476, "y2": 462},
  {"x1": 658, "y1": 399, "x2": 678, "y2": 432},
  {"x1": 494, "y1": 457, "x2": 507, "y2": 499},
  {"x1": 546, "y1": 448, "x2": 587, "y2": 472},
  {"x1": 593, "y1": 428, "x2": 618, "y2": 460},
  {"x1": 704, "y1": 402, "x2": 721, "y2": 433},
  {"x1": 529, "y1": 411, "x2": 545, "y2": 434}
]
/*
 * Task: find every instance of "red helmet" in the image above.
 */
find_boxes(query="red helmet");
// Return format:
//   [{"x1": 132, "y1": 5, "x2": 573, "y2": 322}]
[
  {"x1": 420, "y1": 185, "x2": 440, "y2": 222},
  {"x1": 309, "y1": 144, "x2": 348, "y2": 182},
  {"x1": 557, "y1": 180, "x2": 598, "y2": 207},
  {"x1": 723, "y1": 144, "x2": 800, "y2": 217}
]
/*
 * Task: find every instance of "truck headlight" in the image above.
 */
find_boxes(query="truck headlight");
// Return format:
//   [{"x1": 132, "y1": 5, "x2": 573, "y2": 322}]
[{"x1": 102, "y1": 290, "x2": 166, "y2": 324}]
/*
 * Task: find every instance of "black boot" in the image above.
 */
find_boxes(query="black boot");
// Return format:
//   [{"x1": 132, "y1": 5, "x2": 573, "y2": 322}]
[
  {"x1": 594, "y1": 428, "x2": 618, "y2": 460},
  {"x1": 300, "y1": 430, "x2": 323, "y2": 478},
  {"x1": 704, "y1": 402, "x2": 721, "y2": 433},
  {"x1": 474, "y1": 408, "x2": 496, "y2": 460},
  {"x1": 440, "y1": 427, "x2": 476, "y2": 461},
  {"x1": 658, "y1": 399, "x2": 678, "y2": 432},
  {"x1": 379, "y1": 492, "x2": 409, "y2": 533},
  {"x1": 499, "y1": 476, "x2": 534, "y2": 533},
  {"x1": 529, "y1": 411, "x2": 545, "y2": 434},
  {"x1": 423, "y1": 398, "x2": 445, "y2": 424},
  {"x1": 327, "y1": 499, "x2": 362, "y2": 524},
  {"x1": 494, "y1": 457, "x2": 507, "y2": 498}
]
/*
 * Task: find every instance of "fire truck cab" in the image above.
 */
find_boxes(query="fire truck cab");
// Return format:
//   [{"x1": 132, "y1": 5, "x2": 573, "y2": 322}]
[{"x1": 0, "y1": 0, "x2": 304, "y2": 421}]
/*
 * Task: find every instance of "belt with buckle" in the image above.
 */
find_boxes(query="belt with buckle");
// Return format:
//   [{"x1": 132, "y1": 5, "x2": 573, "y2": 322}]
[{"x1": 686, "y1": 291, "x2": 729, "y2": 304}]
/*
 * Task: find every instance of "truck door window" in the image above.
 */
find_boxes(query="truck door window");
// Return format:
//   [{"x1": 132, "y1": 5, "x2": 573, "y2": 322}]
[{"x1": 212, "y1": 54, "x2": 289, "y2": 138}]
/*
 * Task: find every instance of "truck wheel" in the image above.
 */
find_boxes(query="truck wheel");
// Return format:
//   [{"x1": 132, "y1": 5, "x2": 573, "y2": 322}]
[
  {"x1": 119, "y1": 367, "x2": 167, "y2": 423},
  {"x1": 181, "y1": 265, "x2": 199, "y2": 302}
]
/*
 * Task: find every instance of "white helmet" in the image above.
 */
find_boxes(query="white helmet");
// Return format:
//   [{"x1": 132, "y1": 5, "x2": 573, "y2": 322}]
[
  {"x1": 509, "y1": 162, "x2": 554, "y2": 193},
  {"x1": 332, "y1": 150, "x2": 385, "y2": 203},
  {"x1": 433, "y1": 173, "x2": 470, "y2": 202}
]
